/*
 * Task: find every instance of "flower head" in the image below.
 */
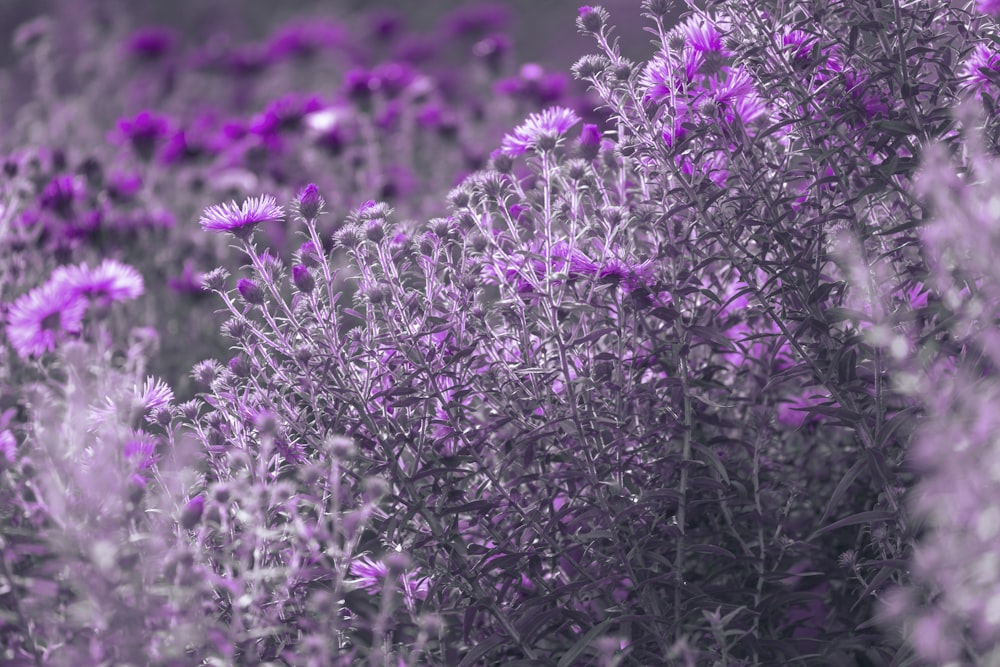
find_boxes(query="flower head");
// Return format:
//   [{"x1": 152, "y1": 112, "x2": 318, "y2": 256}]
[
  {"x1": 501, "y1": 106, "x2": 581, "y2": 155},
  {"x1": 199, "y1": 194, "x2": 283, "y2": 240},
  {"x1": 960, "y1": 44, "x2": 1000, "y2": 100},
  {"x1": 347, "y1": 553, "x2": 429, "y2": 611},
  {"x1": 52, "y1": 259, "x2": 144, "y2": 306},
  {"x1": 124, "y1": 429, "x2": 160, "y2": 470},
  {"x1": 5, "y1": 280, "x2": 87, "y2": 359}
]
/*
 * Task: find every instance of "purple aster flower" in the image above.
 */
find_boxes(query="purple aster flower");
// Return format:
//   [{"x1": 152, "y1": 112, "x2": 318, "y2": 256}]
[
  {"x1": 978, "y1": 0, "x2": 1000, "y2": 15},
  {"x1": 123, "y1": 429, "x2": 160, "y2": 470},
  {"x1": 199, "y1": 194, "x2": 283, "y2": 240},
  {"x1": 52, "y1": 259, "x2": 144, "y2": 305},
  {"x1": 116, "y1": 110, "x2": 172, "y2": 160},
  {"x1": 673, "y1": 15, "x2": 728, "y2": 76},
  {"x1": 501, "y1": 106, "x2": 581, "y2": 156},
  {"x1": 711, "y1": 67, "x2": 768, "y2": 125},
  {"x1": 347, "y1": 554, "x2": 429, "y2": 611},
  {"x1": 138, "y1": 376, "x2": 173, "y2": 415},
  {"x1": 266, "y1": 19, "x2": 345, "y2": 61},
  {"x1": 180, "y1": 495, "x2": 205, "y2": 529},
  {"x1": 578, "y1": 123, "x2": 602, "y2": 160},
  {"x1": 347, "y1": 555, "x2": 387, "y2": 594},
  {"x1": 779, "y1": 28, "x2": 817, "y2": 69},
  {"x1": 296, "y1": 183, "x2": 324, "y2": 220},
  {"x1": 640, "y1": 51, "x2": 702, "y2": 105},
  {"x1": 123, "y1": 26, "x2": 176, "y2": 60},
  {"x1": 39, "y1": 174, "x2": 84, "y2": 217},
  {"x1": 960, "y1": 44, "x2": 1000, "y2": 100},
  {"x1": 5, "y1": 280, "x2": 87, "y2": 359}
]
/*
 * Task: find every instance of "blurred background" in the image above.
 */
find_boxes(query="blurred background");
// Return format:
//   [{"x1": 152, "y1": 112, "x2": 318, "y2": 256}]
[{"x1": 0, "y1": 0, "x2": 662, "y2": 68}]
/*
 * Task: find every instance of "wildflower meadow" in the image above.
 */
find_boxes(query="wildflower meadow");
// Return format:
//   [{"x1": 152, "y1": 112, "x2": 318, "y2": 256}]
[{"x1": 3, "y1": 0, "x2": 1000, "y2": 664}]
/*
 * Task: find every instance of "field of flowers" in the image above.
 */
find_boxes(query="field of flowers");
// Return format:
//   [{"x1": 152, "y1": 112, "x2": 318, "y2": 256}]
[{"x1": 2, "y1": 0, "x2": 1000, "y2": 664}]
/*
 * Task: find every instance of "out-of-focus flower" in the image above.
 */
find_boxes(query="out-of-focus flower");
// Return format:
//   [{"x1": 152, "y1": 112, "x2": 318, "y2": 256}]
[
  {"x1": 123, "y1": 429, "x2": 160, "y2": 470},
  {"x1": 116, "y1": 110, "x2": 172, "y2": 160},
  {"x1": 0, "y1": 429, "x2": 16, "y2": 463},
  {"x1": 5, "y1": 280, "x2": 88, "y2": 359},
  {"x1": 978, "y1": 0, "x2": 1000, "y2": 16},
  {"x1": 180, "y1": 495, "x2": 205, "y2": 530},
  {"x1": 39, "y1": 174, "x2": 84, "y2": 217},
  {"x1": 501, "y1": 106, "x2": 581, "y2": 155},
  {"x1": 52, "y1": 259, "x2": 144, "y2": 306},
  {"x1": 123, "y1": 26, "x2": 176, "y2": 60},
  {"x1": 199, "y1": 194, "x2": 284, "y2": 240}
]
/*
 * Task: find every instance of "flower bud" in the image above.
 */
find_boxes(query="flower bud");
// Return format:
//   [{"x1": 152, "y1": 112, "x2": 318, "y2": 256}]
[
  {"x1": 335, "y1": 223, "x2": 362, "y2": 249},
  {"x1": 201, "y1": 267, "x2": 230, "y2": 292},
  {"x1": 298, "y1": 240, "x2": 321, "y2": 267},
  {"x1": 576, "y1": 6, "x2": 608, "y2": 34},
  {"x1": 364, "y1": 218, "x2": 386, "y2": 243},
  {"x1": 291, "y1": 264, "x2": 315, "y2": 293},
  {"x1": 191, "y1": 360, "x2": 220, "y2": 386},
  {"x1": 579, "y1": 123, "x2": 602, "y2": 160},
  {"x1": 180, "y1": 495, "x2": 205, "y2": 530},
  {"x1": 237, "y1": 278, "x2": 265, "y2": 305},
  {"x1": 297, "y1": 183, "x2": 324, "y2": 220}
]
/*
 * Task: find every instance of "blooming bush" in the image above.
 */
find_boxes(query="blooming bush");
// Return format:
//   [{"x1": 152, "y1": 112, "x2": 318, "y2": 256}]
[{"x1": 3, "y1": 0, "x2": 1000, "y2": 664}]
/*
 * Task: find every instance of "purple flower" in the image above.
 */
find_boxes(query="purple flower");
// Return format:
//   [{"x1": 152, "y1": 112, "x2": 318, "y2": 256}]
[
  {"x1": 779, "y1": 28, "x2": 817, "y2": 69},
  {"x1": 123, "y1": 26, "x2": 176, "y2": 60},
  {"x1": 236, "y1": 278, "x2": 265, "y2": 306},
  {"x1": 180, "y1": 495, "x2": 205, "y2": 530},
  {"x1": 124, "y1": 429, "x2": 160, "y2": 470},
  {"x1": 0, "y1": 429, "x2": 16, "y2": 464},
  {"x1": 5, "y1": 280, "x2": 87, "y2": 359},
  {"x1": 116, "y1": 110, "x2": 172, "y2": 160},
  {"x1": 674, "y1": 15, "x2": 728, "y2": 76},
  {"x1": 579, "y1": 123, "x2": 602, "y2": 159},
  {"x1": 978, "y1": 0, "x2": 1000, "y2": 15},
  {"x1": 960, "y1": 44, "x2": 1000, "y2": 100},
  {"x1": 501, "y1": 106, "x2": 581, "y2": 156},
  {"x1": 296, "y1": 183, "x2": 324, "y2": 220},
  {"x1": 711, "y1": 67, "x2": 768, "y2": 124},
  {"x1": 52, "y1": 259, "x2": 144, "y2": 305},
  {"x1": 199, "y1": 194, "x2": 284, "y2": 239},
  {"x1": 640, "y1": 52, "x2": 702, "y2": 105},
  {"x1": 347, "y1": 554, "x2": 429, "y2": 611},
  {"x1": 39, "y1": 174, "x2": 84, "y2": 217},
  {"x1": 138, "y1": 376, "x2": 174, "y2": 415}
]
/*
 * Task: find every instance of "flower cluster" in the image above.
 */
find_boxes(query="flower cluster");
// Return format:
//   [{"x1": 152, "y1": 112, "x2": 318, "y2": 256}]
[
  {"x1": 4, "y1": 0, "x2": 1000, "y2": 664},
  {"x1": 5, "y1": 259, "x2": 143, "y2": 359}
]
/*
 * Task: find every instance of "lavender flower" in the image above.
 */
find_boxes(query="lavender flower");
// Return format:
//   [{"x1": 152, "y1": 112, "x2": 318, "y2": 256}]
[
  {"x1": 501, "y1": 106, "x2": 581, "y2": 155},
  {"x1": 199, "y1": 194, "x2": 284, "y2": 240}
]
